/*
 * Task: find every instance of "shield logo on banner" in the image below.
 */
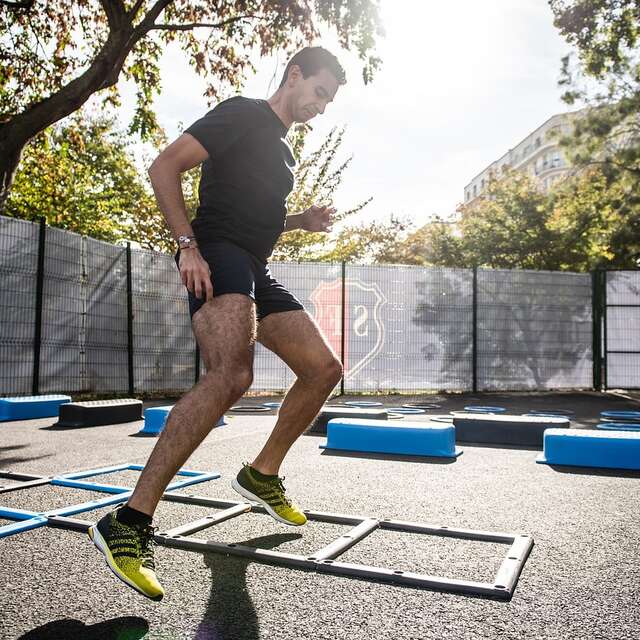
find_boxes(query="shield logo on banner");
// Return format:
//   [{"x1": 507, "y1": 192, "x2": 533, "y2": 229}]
[{"x1": 309, "y1": 279, "x2": 387, "y2": 379}]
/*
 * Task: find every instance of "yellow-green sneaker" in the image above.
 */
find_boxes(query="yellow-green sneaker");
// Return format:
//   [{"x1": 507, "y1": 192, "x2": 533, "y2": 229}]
[
  {"x1": 88, "y1": 507, "x2": 164, "y2": 601},
  {"x1": 231, "y1": 463, "x2": 307, "y2": 526}
]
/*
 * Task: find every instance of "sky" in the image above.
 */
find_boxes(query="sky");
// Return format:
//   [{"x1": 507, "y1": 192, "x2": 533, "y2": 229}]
[{"x1": 114, "y1": 0, "x2": 575, "y2": 230}]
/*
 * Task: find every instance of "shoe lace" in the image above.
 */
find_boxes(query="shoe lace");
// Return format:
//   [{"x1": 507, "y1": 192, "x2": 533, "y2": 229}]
[
  {"x1": 138, "y1": 524, "x2": 157, "y2": 570},
  {"x1": 276, "y1": 476, "x2": 292, "y2": 507}
]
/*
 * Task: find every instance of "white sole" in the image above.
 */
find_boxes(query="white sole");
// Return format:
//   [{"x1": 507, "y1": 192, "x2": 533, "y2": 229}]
[
  {"x1": 231, "y1": 478, "x2": 305, "y2": 526},
  {"x1": 88, "y1": 525, "x2": 162, "y2": 600}
]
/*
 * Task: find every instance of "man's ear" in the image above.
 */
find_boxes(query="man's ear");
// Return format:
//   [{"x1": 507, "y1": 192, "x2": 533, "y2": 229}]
[{"x1": 287, "y1": 64, "x2": 303, "y2": 85}]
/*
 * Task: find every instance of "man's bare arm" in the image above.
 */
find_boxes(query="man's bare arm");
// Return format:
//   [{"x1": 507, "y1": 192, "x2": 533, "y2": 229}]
[
  {"x1": 283, "y1": 205, "x2": 336, "y2": 233},
  {"x1": 148, "y1": 133, "x2": 213, "y2": 301},
  {"x1": 283, "y1": 213, "x2": 304, "y2": 232},
  {"x1": 148, "y1": 133, "x2": 208, "y2": 240}
]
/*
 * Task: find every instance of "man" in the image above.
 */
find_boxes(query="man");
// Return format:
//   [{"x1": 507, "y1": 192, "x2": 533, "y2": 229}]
[{"x1": 88, "y1": 46, "x2": 346, "y2": 601}]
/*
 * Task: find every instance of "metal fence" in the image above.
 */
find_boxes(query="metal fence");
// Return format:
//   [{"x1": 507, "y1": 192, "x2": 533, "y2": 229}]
[{"x1": 1, "y1": 215, "x2": 638, "y2": 397}]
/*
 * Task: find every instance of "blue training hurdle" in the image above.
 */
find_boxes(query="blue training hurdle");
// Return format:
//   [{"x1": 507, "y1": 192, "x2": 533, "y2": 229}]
[
  {"x1": 139, "y1": 405, "x2": 226, "y2": 436},
  {"x1": 0, "y1": 463, "x2": 220, "y2": 539},
  {"x1": 537, "y1": 429, "x2": 640, "y2": 471},
  {"x1": 321, "y1": 418, "x2": 462, "y2": 458},
  {"x1": 596, "y1": 422, "x2": 640, "y2": 432},
  {"x1": 600, "y1": 410, "x2": 640, "y2": 422},
  {"x1": 0, "y1": 395, "x2": 71, "y2": 421}
]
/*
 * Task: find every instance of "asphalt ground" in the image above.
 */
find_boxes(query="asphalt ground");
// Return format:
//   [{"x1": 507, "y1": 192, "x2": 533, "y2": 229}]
[{"x1": 1, "y1": 391, "x2": 639, "y2": 640}]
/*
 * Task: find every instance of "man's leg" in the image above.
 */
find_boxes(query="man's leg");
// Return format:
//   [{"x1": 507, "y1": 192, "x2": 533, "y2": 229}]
[
  {"x1": 89, "y1": 294, "x2": 256, "y2": 600},
  {"x1": 230, "y1": 309, "x2": 341, "y2": 526},
  {"x1": 252, "y1": 309, "x2": 343, "y2": 475},
  {"x1": 127, "y1": 293, "x2": 257, "y2": 516}
]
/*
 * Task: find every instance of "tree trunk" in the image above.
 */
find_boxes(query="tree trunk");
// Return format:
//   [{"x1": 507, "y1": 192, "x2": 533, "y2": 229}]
[{"x1": 0, "y1": 16, "x2": 139, "y2": 212}]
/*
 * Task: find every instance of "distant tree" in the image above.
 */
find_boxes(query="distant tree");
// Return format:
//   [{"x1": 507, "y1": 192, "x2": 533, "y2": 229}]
[
  {"x1": 273, "y1": 124, "x2": 372, "y2": 262},
  {"x1": 549, "y1": 0, "x2": 640, "y2": 266},
  {"x1": 425, "y1": 171, "x2": 560, "y2": 270},
  {"x1": 548, "y1": 166, "x2": 640, "y2": 269},
  {"x1": 4, "y1": 112, "x2": 158, "y2": 245},
  {"x1": 315, "y1": 214, "x2": 413, "y2": 263},
  {"x1": 0, "y1": 0, "x2": 382, "y2": 210},
  {"x1": 385, "y1": 219, "x2": 465, "y2": 267},
  {"x1": 3, "y1": 109, "x2": 201, "y2": 252}
]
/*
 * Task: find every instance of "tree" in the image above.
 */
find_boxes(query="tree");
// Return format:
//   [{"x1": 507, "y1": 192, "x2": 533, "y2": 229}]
[
  {"x1": 3, "y1": 108, "x2": 199, "y2": 252},
  {"x1": 314, "y1": 214, "x2": 413, "y2": 263},
  {"x1": 417, "y1": 171, "x2": 561, "y2": 270},
  {"x1": 548, "y1": 0, "x2": 640, "y2": 266},
  {"x1": 4, "y1": 110, "x2": 160, "y2": 245},
  {"x1": 548, "y1": 165, "x2": 640, "y2": 269},
  {"x1": 383, "y1": 219, "x2": 465, "y2": 267},
  {"x1": 272, "y1": 124, "x2": 373, "y2": 261},
  {"x1": 0, "y1": 0, "x2": 382, "y2": 210}
]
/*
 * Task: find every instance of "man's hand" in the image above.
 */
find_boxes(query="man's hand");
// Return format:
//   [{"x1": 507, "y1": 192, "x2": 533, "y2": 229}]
[
  {"x1": 301, "y1": 204, "x2": 336, "y2": 232},
  {"x1": 179, "y1": 249, "x2": 214, "y2": 301}
]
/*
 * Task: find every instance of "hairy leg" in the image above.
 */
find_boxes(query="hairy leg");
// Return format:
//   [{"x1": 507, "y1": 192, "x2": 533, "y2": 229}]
[
  {"x1": 252, "y1": 310, "x2": 342, "y2": 475},
  {"x1": 127, "y1": 294, "x2": 256, "y2": 516}
]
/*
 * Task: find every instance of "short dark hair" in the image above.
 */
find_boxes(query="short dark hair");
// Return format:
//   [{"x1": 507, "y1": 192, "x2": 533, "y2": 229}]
[{"x1": 279, "y1": 46, "x2": 346, "y2": 88}]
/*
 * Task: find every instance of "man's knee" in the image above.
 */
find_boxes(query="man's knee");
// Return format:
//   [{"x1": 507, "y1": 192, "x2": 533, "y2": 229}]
[
  {"x1": 325, "y1": 357, "x2": 344, "y2": 385},
  {"x1": 304, "y1": 355, "x2": 343, "y2": 386},
  {"x1": 202, "y1": 365, "x2": 253, "y2": 398}
]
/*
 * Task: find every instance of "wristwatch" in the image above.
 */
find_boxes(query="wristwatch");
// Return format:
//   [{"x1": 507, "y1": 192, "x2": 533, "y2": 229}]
[{"x1": 178, "y1": 235, "x2": 198, "y2": 249}]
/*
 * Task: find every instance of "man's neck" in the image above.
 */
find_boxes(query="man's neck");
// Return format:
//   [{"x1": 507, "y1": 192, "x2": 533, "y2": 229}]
[{"x1": 267, "y1": 91, "x2": 293, "y2": 129}]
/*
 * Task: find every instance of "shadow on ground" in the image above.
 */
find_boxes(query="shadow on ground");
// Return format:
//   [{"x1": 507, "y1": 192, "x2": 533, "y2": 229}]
[
  {"x1": 0, "y1": 444, "x2": 52, "y2": 466},
  {"x1": 194, "y1": 532, "x2": 302, "y2": 640},
  {"x1": 17, "y1": 616, "x2": 148, "y2": 640}
]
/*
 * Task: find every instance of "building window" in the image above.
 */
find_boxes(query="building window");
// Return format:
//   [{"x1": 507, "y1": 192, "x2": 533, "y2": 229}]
[
  {"x1": 535, "y1": 137, "x2": 541, "y2": 148},
  {"x1": 473, "y1": 185, "x2": 477, "y2": 197}
]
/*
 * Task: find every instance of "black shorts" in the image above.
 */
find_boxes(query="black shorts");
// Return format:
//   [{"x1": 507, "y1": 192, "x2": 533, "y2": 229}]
[{"x1": 174, "y1": 241, "x2": 304, "y2": 322}]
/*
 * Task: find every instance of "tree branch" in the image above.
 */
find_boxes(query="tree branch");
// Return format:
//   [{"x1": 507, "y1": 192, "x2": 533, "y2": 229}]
[
  {"x1": 98, "y1": 0, "x2": 128, "y2": 31},
  {"x1": 135, "y1": 0, "x2": 174, "y2": 35},
  {"x1": 128, "y1": 0, "x2": 147, "y2": 19},
  {"x1": 148, "y1": 15, "x2": 259, "y2": 32}
]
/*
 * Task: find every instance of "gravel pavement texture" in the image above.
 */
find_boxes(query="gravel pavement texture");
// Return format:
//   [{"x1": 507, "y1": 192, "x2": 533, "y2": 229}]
[{"x1": 1, "y1": 391, "x2": 639, "y2": 640}]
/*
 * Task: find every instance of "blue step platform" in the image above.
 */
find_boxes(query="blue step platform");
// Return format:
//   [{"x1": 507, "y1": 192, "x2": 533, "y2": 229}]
[
  {"x1": 537, "y1": 428, "x2": 640, "y2": 471},
  {"x1": 0, "y1": 395, "x2": 71, "y2": 421},
  {"x1": 139, "y1": 405, "x2": 226, "y2": 436},
  {"x1": 321, "y1": 418, "x2": 462, "y2": 458}
]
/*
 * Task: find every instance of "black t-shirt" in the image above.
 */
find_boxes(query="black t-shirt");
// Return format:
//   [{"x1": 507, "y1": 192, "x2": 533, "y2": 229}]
[{"x1": 185, "y1": 96, "x2": 295, "y2": 263}]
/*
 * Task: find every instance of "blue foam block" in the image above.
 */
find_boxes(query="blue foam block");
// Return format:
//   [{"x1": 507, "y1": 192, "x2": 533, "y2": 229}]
[
  {"x1": 596, "y1": 422, "x2": 640, "y2": 432},
  {"x1": 321, "y1": 418, "x2": 462, "y2": 458},
  {"x1": 537, "y1": 428, "x2": 640, "y2": 471},
  {"x1": 139, "y1": 405, "x2": 225, "y2": 435},
  {"x1": 600, "y1": 410, "x2": 640, "y2": 422},
  {"x1": 463, "y1": 405, "x2": 507, "y2": 414},
  {"x1": 344, "y1": 401, "x2": 384, "y2": 408},
  {"x1": 0, "y1": 395, "x2": 72, "y2": 421}
]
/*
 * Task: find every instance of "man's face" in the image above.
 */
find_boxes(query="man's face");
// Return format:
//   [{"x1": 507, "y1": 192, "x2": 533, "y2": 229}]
[{"x1": 288, "y1": 66, "x2": 340, "y2": 123}]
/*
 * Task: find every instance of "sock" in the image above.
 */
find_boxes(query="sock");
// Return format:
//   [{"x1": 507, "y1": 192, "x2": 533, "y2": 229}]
[
  {"x1": 117, "y1": 504, "x2": 152, "y2": 527},
  {"x1": 249, "y1": 465, "x2": 278, "y2": 480}
]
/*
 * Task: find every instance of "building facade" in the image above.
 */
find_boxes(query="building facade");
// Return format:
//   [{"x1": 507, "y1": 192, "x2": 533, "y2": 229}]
[{"x1": 463, "y1": 110, "x2": 582, "y2": 204}]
